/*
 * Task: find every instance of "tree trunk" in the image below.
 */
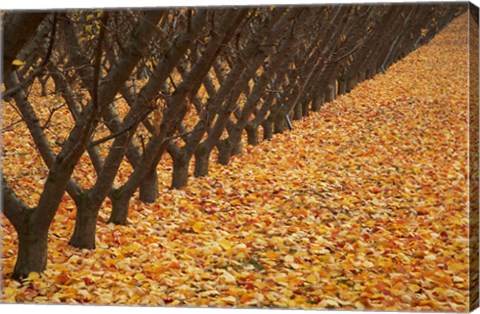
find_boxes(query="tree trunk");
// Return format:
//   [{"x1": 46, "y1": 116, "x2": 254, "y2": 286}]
[
  {"x1": 337, "y1": 78, "x2": 347, "y2": 95},
  {"x1": 217, "y1": 139, "x2": 231, "y2": 165},
  {"x1": 108, "y1": 190, "x2": 130, "y2": 225},
  {"x1": 246, "y1": 122, "x2": 259, "y2": 146},
  {"x1": 273, "y1": 111, "x2": 286, "y2": 134},
  {"x1": 13, "y1": 225, "x2": 49, "y2": 280},
  {"x1": 39, "y1": 76, "x2": 48, "y2": 97},
  {"x1": 302, "y1": 100, "x2": 310, "y2": 117},
  {"x1": 230, "y1": 137, "x2": 242, "y2": 156},
  {"x1": 69, "y1": 194, "x2": 97, "y2": 249},
  {"x1": 262, "y1": 119, "x2": 273, "y2": 140},
  {"x1": 293, "y1": 102, "x2": 303, "y2": 121},
  {"x1": 358, "y1": 71, "x2": 366, "y2": 82},
  {"x1": 194, "y1": 145, "x2": 210, "y2": 177},
  {"x1": 171, "y1": 156, "x2": 189, "y2": 189},
  {"x1": 365, "y1": 69, "x2": 373, "y2": 79},
  {"x1": 325, "y1": 83, "x2": 336, "y2": 102},
  {"x1": 139, "y1": 167, "x2": 158, "y2": 203},
  {"x1": 346, "y1": 75, "x2": 357, "y2": 93},
  {"x1": 312, "y1": 93, "x2": 324, "y2": 111}
]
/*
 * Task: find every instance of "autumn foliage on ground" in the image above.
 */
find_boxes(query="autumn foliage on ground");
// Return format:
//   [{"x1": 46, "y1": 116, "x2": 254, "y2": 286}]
[{"x1": 1, "y1": 14, "x2": 470, "y2": 311}]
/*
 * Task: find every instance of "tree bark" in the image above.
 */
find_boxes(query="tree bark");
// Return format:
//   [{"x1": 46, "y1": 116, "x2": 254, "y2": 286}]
[
  {"x1": 273, "y1": 110, "x2": 287, "y2": 134},
  {"x1": 293, "y1": 102, "x2": 303, "y2": 120},
  {"x1": 346, "y1": 75, "x2": 357, "y2": 93},
  {"x1": 139, "y1": 167, "x2": 159, "y2": 203},
  {"x1": 14, "y1": 225, "x2": 49, "y2": 280},
  {"x1": 108, "y1": 190, "x2": 131, "y2": 225},
  {"x1": 217, "y1": 139, "x2": 231, "y2": 165},
  {"x1": 325, "y1": 83, "x2": 336, "y2": 102},
  {"x1": 230, "y1": 136, "x2": 243, "y2": 156},
  {"x1": 358, "y1": 71, "x2": 366, "y2": 82},
  {"x1": 337, "y1": 78, "x2": 347, "y2": 95},
  {"x1": 312, "y1": 92, "x2": 324, "y2": 111},
  {"x1": 245, "y1": 122, "x2": 259, "y2": 146},
  {"x1": 171, "y1": 155, "x2": 190, "y2": 189},
  {"x1": 262, "y1": 119, "x2": 273, "y2": 140},
  {"x1": 302, "y1": 100, "x2": 310, "y2": 117},
  {"x1": 194, "y1": 144, "x2": 210, "y2": 177},
  {"x1": 69, "y1": 193, "x2": 97, "y2": 249}
]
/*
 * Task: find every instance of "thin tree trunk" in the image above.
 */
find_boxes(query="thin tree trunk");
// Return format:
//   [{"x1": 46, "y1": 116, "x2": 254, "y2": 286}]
[
  {"x1": 337, "y1": 78, "x2": 347, "y2": 95},
  {"x1": 312, "y1": 92, "x2": 324, "y2": 111},
  {"x1": 171, "y1": 155, "x2": 190, "y2": 189},
  {"x1": 302, "y1": 100, "x2": 310, "y2": 117},
  {"x1": 139, "y1": 167, "x2": 158, "y2": 203},
  {"x1": 230, "y1": 136, "x2": 243, "y2": 156},
  {"x1": 358, "y1": 71, "x2": 366, "y2": 82},
  {"x1": 273, "y1": 110, "x2": 286, "y2": 134},
  {"x1": 194, "y1": 145, "x2": 210, "y2": 177},
  {"x1": 325, "y1": 83, "x2": 336, "y2": 102},
  {"x1": 346, "y1": 75, "x2": 357, "y2": 93},
  {"x1": 14, "y1": 225, "x2": 49, "y2": 279},
  {"x1": 293, "y1": 102, "x2": 303, "y2": 120},
  {"x1": 217, "y1": 139, "x2": 231, "y2": 165},
  {"x1": 262, "y1": 119, "x2": 273, "y2": 140},
  {"x1": 69, "y1": 193, "x2": 97, "y2": 249},
  {"x1": 108, "y1": 190, "x2": 131, "y2": 225},
  {"x1": 245, "y1": 122, "x2": 259, "y2": 146}
]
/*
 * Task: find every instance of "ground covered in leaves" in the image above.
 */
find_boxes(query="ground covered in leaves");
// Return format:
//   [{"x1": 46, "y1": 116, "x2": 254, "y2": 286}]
[{"x1": 1, "y1": 14, "x2": 470, "y2": 311}]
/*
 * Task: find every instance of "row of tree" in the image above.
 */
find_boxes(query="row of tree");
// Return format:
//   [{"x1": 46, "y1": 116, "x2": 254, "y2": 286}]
[{"x1": 2, "y1": 3, "x2": 465, "y2": 279}]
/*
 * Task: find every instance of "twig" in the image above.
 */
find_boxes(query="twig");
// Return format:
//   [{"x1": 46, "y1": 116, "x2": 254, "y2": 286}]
[
  {"x1": 326, "y1": 41, "x2": 363, "y2": 64},
  {"x1": 41, "y1": 102, "x2": 67, "y2": 130},
  {"x1": 161, "y1": 125, "x2": 205, "y2": 144},
  {"x1": 1, "y1": 118, "x2": 25, "y2": 132},
  {"x1": 88, "y1": 107, "x2": 152, "y2": 148}
]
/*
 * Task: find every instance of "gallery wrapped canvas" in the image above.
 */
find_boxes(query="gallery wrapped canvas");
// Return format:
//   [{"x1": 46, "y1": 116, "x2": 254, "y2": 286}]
[{"x1": 1, "y1": 1, "x2": 479, "y2": 312}]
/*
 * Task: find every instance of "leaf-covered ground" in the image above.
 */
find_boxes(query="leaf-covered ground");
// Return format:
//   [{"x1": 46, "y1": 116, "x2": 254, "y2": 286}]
[{"x1": 1, "y1": 14, "x2": 470, "y2": 311}]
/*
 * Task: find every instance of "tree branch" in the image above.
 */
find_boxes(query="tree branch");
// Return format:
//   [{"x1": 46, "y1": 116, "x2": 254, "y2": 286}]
[
  {"x1": 88, "y1": 108, "x2": 153, "y2": 148},
  {"x1": 1, "y1": 175, "x2": 30, "y2": 231}
]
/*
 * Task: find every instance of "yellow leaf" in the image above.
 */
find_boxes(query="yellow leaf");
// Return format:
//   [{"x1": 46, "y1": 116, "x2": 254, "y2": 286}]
[
  {"x1": 306, "y1": 274, "x2": 318, "y2": 284},
  {"x1": 363, "y1": 260, "x2": 375, "y2": 268},
  {"x1": 409, "y1": 284, "x2": 421, "y2": 292},
  {"x1": 448, "y1": 262, "x2": 465, "y2": 272},
  {"x1": 354, "y1": 301, "x2": 365, "y2": 310},
  {"x1": 31, "y1": 192, "x2": 41, "y2": 201},
  {"x1": 318, "y1": 299, "x2": 339, "y2": 308},
  {"x1": 26, "y1": 271, "x2": 40, "y2": 281},
  {"x1": 85, "y1": 25, "x2": 92, "y2": 32},
  {"x1": 86, "y1": 14, "x2": 95, "y2": 21},
  {"x1": 12, "y1": 59, "x2": 26, "y2": 66},
  {"x1": 192, "y1": 221, "x2": 204, "y2": 233},
  {"x1": 453, "y1": 276, "x2": 464, "y2": 283},
  {"x1": 425, "y1": 254, "x2": 436, "y2": 261},
  {"x1": 134, "y1": 273, "x2": 146, "y2": 281},
  {"x1": 219, "y1": 238, "x2": 232, "y2": 251},
  {"x1": 284, "y1": 255, "x2": 294, "y2": 263},
  {"x1": 220, "y1": 271, "x2": 236, "y2": 284},
  {"x1": 221, "y1": 296, "x2": 237, "y2": 305},
  {"x1": 265, "y1": 251, "x2": 279, "y2": 259},
  {"x1": 3, "y1": 287, "x2": 17, "y2": 297}
]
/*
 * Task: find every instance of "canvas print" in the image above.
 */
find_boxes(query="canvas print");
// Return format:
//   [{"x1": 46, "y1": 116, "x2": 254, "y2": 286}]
[{"x1": 1, "y1": 1, "x2": 479, "y2": 312}]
